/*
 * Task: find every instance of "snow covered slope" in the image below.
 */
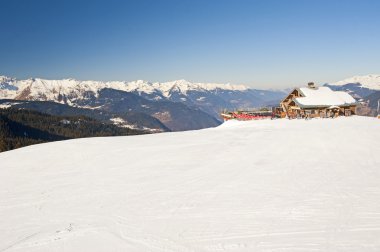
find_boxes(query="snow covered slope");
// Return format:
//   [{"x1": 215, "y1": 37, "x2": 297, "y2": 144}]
[
  {"x1": 329, "y1": 74, "x2": 380, "y2": 91},
  {"x1": 1, "y1": 117, "x2": 380, "y2": 251}
]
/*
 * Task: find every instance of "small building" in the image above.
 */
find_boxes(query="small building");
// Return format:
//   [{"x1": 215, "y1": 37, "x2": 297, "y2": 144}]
[{"x1": 279, "y1": 82, "x2": 357, "y2": 119}]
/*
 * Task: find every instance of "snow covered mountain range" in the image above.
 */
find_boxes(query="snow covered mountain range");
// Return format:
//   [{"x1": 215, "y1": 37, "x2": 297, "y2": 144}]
[
  {"x1": 325, "y1": 74, "x2": 380, "y2": 98},
  {"x1": 1, "y1": 73, "x2": 379, "y2": 104},
  {"x1": 0, "y1": 76, "x2": 285, "y2": 131},
  {"x1": 329, "y1": 74, "x2": 380, "y2": 90},
  {"x1": 1, "y1": 74, "x2": 379, "y2": 130},
  {"x1": 0, "y1": 76, "x2": 283, "y2": 112},
  {"x1": 0, "y1": 76, "x2": 248, "y2": 103}
]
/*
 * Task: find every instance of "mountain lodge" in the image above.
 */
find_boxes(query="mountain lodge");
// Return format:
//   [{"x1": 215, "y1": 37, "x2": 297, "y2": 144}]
[{"x1": 278, "y1": 82, "x2": 357, "y2": 119}]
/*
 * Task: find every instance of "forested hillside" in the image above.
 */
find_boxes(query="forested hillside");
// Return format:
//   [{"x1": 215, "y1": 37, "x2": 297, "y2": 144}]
[{"x1": 0, "y1": 108, "x2": 144, "y2": 152}]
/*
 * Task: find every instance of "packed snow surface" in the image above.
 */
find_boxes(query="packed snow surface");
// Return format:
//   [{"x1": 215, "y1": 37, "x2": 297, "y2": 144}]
[{"x1": 1, "y1": 117, "x2": 380, "y2": 251}]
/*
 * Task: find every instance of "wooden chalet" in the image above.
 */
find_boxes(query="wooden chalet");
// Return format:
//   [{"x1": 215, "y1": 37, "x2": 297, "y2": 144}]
[{"x1": 278, "y1": 82, "x2": 357, "y2": 119}]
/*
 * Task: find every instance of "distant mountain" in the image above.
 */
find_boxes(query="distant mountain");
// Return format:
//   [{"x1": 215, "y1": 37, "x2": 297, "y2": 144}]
[
  {"x1": 324, "y1": 74, "x2": 380, "y2": 98},
  {"x1": 324, "y1": 74, "x2": 380, "y2": 116},
  {"x1": 365, "y1": 91, "x2": 380, "y2": 115},
  {"x1": 0, "y1": 75, "x2": 285, "y2": 130},
  {"x1": 83, "y1": 88, "x2": 221, "y2": 131},
  {"x1": 329, "y1": 74, "x2": 380, "y2": 90},
  {"x1": 0, "y1": 99, "x2": 170, "y2": 132}
]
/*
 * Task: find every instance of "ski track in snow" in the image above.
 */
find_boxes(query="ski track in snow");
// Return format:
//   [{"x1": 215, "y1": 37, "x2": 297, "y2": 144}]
[{"x1": 0, "y1": 117, "x2": 380, "y2": 251}]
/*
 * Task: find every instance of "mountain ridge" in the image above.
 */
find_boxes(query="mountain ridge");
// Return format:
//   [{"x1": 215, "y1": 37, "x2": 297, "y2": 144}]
[
  {"x1": 328, "y1": 74, "x2": 380, "y2": 91},
  {"x1": 0, "y1": 75, "x2": 286, "y2": 124},
  {"x1": 0, "y1": 75, "x2": 250, "y2": 101}
]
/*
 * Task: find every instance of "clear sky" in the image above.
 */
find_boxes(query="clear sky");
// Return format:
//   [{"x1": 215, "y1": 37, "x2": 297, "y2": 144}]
[{"x1": 1, "y1": 0, "x2": 379, "y2": 88}]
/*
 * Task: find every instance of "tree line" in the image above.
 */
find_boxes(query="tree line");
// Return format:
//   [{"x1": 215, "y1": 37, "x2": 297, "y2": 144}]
[{"x1": 0, "y1": 108, "x2": 145, "y2": 152}]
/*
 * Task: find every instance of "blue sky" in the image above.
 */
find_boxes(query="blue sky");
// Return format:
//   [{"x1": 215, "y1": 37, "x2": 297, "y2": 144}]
[{"x1": 1, "y1": 0, "x2": 379, "y2": 88}]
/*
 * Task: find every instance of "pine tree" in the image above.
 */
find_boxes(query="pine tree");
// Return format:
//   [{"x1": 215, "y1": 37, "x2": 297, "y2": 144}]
[{"x1": 0, "y1": 137, "x2": 7, "y2": 152}]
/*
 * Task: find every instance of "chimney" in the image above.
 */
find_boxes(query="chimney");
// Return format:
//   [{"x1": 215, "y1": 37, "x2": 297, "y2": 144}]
[{"x1": 307, "y1": 82, "x2": 316, "y2": 89}]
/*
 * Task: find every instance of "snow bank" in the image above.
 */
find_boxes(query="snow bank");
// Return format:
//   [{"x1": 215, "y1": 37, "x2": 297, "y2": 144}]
[
  {"x1": 1, "y1": 117, "x2": 380, "y2": 251},
  {"x1": 216, "y1": 119, "x2": 248, "y2": 128}
]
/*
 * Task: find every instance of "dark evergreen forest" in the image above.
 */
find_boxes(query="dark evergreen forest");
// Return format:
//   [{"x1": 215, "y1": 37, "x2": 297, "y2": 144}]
[{"x1": 0, "y1": 108, "x2": 145, "y2": 152}]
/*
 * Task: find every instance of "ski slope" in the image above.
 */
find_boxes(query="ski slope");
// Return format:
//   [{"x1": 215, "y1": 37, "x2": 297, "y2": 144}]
[{"x1": 1, "y1": 117, "x2": 380, "y2": 251}]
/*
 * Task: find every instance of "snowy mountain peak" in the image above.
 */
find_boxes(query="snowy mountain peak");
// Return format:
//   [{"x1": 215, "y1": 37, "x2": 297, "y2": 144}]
[
  {"x1": 134, "y1": 79, "x2": 149, "y2": 85},
  {"x1": 0, "y1": 75, "x2": 251, "y2": 101},
  {"x1": 0, "y1": 76, "x2": 18, "y2": 92},
  {"x1": 330, "y1": 74, "x2": 380, "y2": 90},
  {"x1": 170, "y1": 79, "x2": 191, "y2": 85},
  {"x1": 0, "y1": 75, "x2": 14, "y2": 82}
]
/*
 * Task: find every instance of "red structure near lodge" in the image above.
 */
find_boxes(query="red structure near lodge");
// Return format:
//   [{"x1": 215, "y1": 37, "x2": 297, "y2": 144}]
[{"x1": 220, "y1": 110, "x2": 274, "y2": 121}]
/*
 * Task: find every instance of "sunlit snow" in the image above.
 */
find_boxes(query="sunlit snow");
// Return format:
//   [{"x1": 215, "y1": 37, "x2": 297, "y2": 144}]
[{"x1": 0, "y1": 117, "x2": 380, "y2": 251}]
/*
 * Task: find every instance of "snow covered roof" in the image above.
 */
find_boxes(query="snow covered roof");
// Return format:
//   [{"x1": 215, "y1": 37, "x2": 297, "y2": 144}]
[{"x1": 293, "y1": 86, "x2": 357, "y2": 108}]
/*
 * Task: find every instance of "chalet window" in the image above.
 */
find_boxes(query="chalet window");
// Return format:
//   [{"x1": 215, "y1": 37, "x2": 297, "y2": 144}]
[{"x1": 345, "y1": 109, "x2": 351, "y2": 116}]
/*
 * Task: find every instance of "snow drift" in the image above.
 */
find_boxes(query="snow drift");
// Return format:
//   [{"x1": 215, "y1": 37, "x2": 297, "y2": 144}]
[{"x1": 1, "y1": 117, "x2": 380, "y2": 251}]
